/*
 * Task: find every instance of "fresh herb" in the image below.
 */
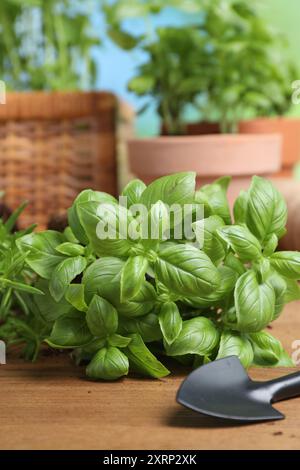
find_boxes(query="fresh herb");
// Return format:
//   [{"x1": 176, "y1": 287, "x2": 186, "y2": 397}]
[{"x1": 4, "y1": 172, "x2": 298, "y2": 380}]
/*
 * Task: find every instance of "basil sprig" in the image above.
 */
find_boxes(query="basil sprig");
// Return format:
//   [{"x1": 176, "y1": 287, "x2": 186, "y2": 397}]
[{"x1": 9, "y1": 172, "x2": 298, "y2": 379}]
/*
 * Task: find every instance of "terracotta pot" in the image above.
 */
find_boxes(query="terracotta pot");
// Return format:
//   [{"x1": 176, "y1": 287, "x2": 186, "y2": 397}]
[
  {"x1": 271, "y1": 178, "x2": 300, "y2": 251},
  {"x1": 239, "y1": 118, "x2": 300, "y2": 176},
  {"x1": 128, "y1": 134, "x2": 282, "y2": 205}
]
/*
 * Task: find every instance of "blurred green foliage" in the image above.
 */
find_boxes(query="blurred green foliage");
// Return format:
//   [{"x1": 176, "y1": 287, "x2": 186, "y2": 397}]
[
  {"x1": 0, "y1": 0, "x2": 100, "y2": 90},
  {"x1": 105, "y1": 0, "x2": 298, "y2": 134}
]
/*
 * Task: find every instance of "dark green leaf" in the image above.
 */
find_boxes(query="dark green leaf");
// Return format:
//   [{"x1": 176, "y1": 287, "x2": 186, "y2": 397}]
[
  {"x1": 86, "y1": 295, "x2": 118, "y2": 338},
  {"x1": 86, "y1": 347, "x2": 129, "y2": 380},
  {"x1": 47, "y1": 311, "x2": 92, "y2": 348},
  {"x1": 159, "y1": 301, "x2": 182, "y2": 345},
  {"x1": 49, "y1": 256, "x2": 87, "y2": 302},
  {"x1": 125, "y1": 333, "x2": 170, "y2": 378}
]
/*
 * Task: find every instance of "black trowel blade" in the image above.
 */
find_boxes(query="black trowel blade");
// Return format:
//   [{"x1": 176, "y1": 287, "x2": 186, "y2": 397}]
[{"x1": 177, "y1": 356, "x2": 284, "y2": 422}]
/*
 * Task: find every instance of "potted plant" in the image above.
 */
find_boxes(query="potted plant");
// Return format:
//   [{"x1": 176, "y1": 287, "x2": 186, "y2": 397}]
[{"x1": 105, "y1": 0, "x2": 289, "y2": 201}]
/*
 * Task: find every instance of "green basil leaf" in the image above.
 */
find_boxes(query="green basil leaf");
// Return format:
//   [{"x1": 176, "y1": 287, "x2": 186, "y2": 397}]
[
  {"x1": 196, "y1": 176, "x2": 231, "y2": 224},
  {"x1": 55, "y1": 242, "x2": 85, "y2": 257},
  {"x1": 86, "y1": 295, "x2": 118, "y2": 338},
  {"x1": 34, "y1": 279, "x2": 71, "y2": 323},
  {"x1": 234, "y1": 270, "x2": 275, "y2": 332},
  {"x1": 270, "y1": 251, "x2": 300, "y2": 279},
  {"x1": 183, "y1": 265, "x2": 238, "y2": 308},
  {"x1": 108, "y1": 334, "x2": 132, "y2": 348},
  {"x1": 266, "y1": 271, "x2": 287, "y2": 319},
  {"x1": 192, "y1": 215, "x2": 225, "y2": 265},
  {"x1": 246, "y1": 176, "x2": 287, "y2": 243},
  {"x1": 141, "y1": 200, "x2": 170, "y2": 247},
  {"x1": 263, "y1": 234, "x2": 278, "y2": 257},
  {"x1": 276, "y1": 350, "x2": 295, "y2": 367},
  {"x1": 66, "y1": 284, "x2": 88, "y2": 312},
  {"x1": 284, "y1": 279, "x2": 300, "y2": 303},
  {"x1": 124, "y1": 333, "x2": 170, "y2": 378},
  {"x1": 49, "y1": 256, "x2": 87, "y2": 302},
  {"x1": 118, "y1": 313, "x2": 162, "y2": 343},
  {"x1": 83, "y1": 258, "x2": 156, "y2": 318},
  {"x1": 47, "y1": 311, "x2": 92, "y2": 348},
  {"x1": 122, "y1": 179, "x2": 146, "y2": 207},
  {"x1": 159, "y1": 301, "x2": 182, "y2": 345},
  {"x1": 217, "y1": 225, "x2": 262, "y2": 262},
  {"x1": 224, "y1": 252, "x2": 246, "y2": 276},
  {"x1": 120, "y1": 256, "x2": 149, "y2": 302},
  {"x1": 233, "y1": 190, "x2": 248, "y2": 224},
  {"x1": 165, "y1": 317, "x2": 219, "y2": 357},
  {"x1": 249, "y1": 331, "x2": 283, "y2": 366},
  {"x1": 77, "y1": 201, "x2": 135, "y2": 257},
  {"x1": 155, "y1": 244, "x2": 220, "y2": 297},
  {"x1": 68, "y1": 189, "x2": 117, "y2": 245},
  {"x1": 216, "y1": 331, "x2": 254, "y2": 368},
  {"x1": 140, "y1": 172, "x2": 195, "y2": 209},
  {"x1": 16, "y1": 231, "x2": 65, "y2": 279},
  {"x1": 86, "y1": 347, "x2": 129, "y2": 380}
]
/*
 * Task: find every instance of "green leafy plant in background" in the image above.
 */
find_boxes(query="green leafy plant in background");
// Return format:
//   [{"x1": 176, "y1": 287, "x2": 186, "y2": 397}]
[
  {"x1": 0, "y1": 0, "x2": 100, "y2": 90},
  {"x1": 2, "y1": 173, "x2": 300, "y2": 380},
  {"x1": 0, "y1": 199, "x2": 45, "y2": 360},
  {"x1": 104, "y1": 0, "x2": 298, "y2": 134}
]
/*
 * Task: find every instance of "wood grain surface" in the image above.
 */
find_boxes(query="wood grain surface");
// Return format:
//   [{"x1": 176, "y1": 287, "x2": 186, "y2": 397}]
[{"x1": 0, "y1": 302, "x2": 299, "y2": 450}]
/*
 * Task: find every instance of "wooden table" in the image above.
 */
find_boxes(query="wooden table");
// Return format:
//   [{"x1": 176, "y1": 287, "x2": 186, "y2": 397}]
[{"x1": 0, "y1": 302, "x2": 300, "y2": 450}]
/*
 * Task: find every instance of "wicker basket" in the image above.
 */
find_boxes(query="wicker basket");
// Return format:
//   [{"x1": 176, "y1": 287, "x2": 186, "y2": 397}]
[{"x1": 0, "y1": 92, "x2": 117, "y2": 229}]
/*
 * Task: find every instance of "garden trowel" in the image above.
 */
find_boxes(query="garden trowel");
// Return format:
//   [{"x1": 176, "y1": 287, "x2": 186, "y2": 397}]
[{"x1": 177, "y1": 356, "x2": 300, "y2": 422}]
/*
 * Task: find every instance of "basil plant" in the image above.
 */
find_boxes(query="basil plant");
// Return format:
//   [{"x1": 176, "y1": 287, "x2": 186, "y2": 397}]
[{"x1": 10, "y1": 173, "x2": 300, "y2": 380}]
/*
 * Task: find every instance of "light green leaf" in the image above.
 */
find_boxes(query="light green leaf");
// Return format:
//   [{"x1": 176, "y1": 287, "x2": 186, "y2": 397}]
[
  {"x1": 0, "y1": 279, "x2": 44, "y2": 296},
  {"x1": 192, "y1": 215, "x2": 225, "y2": 265},
  {"x1": 120, "y1": 256, "x2": 149, "y2": 302},
  {"x1": 165, "y1": 317, "x2": 219, "y2": 357},
  {"x1": 68, "y1": 189, "x2": 117, "y2": 245},
  {"x1": 55, "y1": 242, "x2": 85, "y2": 257},
  {"x1": 83, "y1": 258, "x2": 156, "y2": 318},
  {"x1": 16, "y1": 231, "x2": 65, "y2": 279},
  {"x1": 249, "y1": 331, "x2": 283, "y2": 366},
  {"x1": 233, "y1": 190, "x2": 248, "y2": 224},
  {"x1": 270, "y1": 251, "x2": 300, "y2": 279},
  {"x1": 77, "y1": 200, "x2": 135, "y2": 257},
  {"x1": 284, "y1": 279, "x2": 300, "y2": 303},
  {"x1": 122, "y1": 179, "x2": 146, "y2": 207},
  {"x1": 224, "y1": 252, "x2": 246, "y2": 276},
  {"x1": 155, "y1": 244, "x2": 220, "y2": 297},
  {"x1": 49, "y1": 256, "x2": 87, "y2": 302},
  {"x1": 66, "y1": 284, "x2": 88, "y2": 312},
  {"x1": 263, "y1": 234, "x2": 278, "y2": 257},
  {"x1": 125, "y1": 333, "x2": 170, "y2": 378},
  {"x1": 246, "y1": 176, "x2": 287, "y2": 243},
  {"x1": 183, "y1": 265, "x2": 238, "y2": 308},
  {"x1": 86, "y1": 347, "x2": 129, "y2": 380},
  {"x1": 86, "y1": 295, "x2": 118, "y2": 338},
  {"x1": 234, "y1": 270, "x2": 275, "y2": 332},
  {"x1": 196, "y1": 176, "x2": 231, "y2": 224},
  {"x1": 216, "y1": 331, "x2": 254, "y2": 368},
  {"x1": 47, "y1": 311, "x2": 92, "y2": 348},
  {"x1": 217, "y1": 225, "x2": 262, "y2": 262},
  {"x1": 159, "y1": 301, "x2": 182, "y2": 345},
  {"x1": 140, "y1": 172, "x2": 195, "y2": 209},
  {"x1": 266, "y1": 271, "x2": 287, "y2": 319}
]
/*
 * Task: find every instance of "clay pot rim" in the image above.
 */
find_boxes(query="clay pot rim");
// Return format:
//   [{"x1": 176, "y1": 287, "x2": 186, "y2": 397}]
[
  {"x1": 128, "y1": 133, "x2": 281, "y2": 145},
  {"x1": 240, "y1": 116, "x2": 300, "y2": 125}
]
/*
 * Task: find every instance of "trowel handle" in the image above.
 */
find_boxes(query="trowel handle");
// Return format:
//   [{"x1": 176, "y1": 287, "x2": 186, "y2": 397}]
[{"x1": 267, "y1": 371, "x2": 300, "y2": 403}]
